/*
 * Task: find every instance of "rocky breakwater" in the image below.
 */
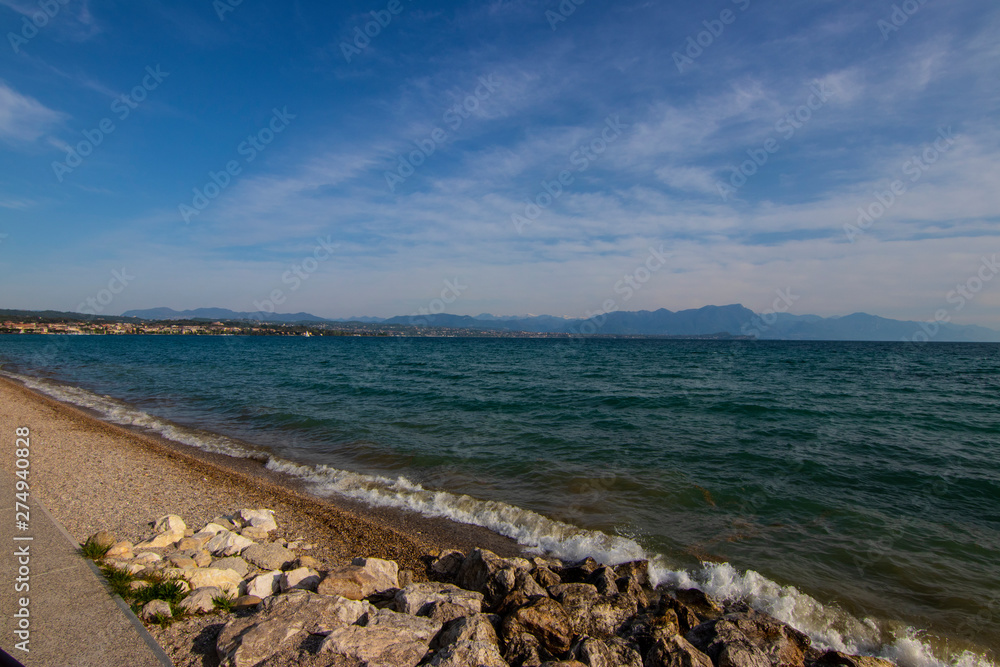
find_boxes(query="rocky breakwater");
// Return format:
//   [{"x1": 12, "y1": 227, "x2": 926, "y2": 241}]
[{"x1": 86, "y1": 511, "x2": 898, "y2": 667}]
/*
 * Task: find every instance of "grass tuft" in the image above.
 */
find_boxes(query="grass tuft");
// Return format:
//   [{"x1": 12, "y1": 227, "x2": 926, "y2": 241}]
[
  {"x1": 100, "y1": 565, "x2": 136, "y2": 598},
  {"x1": 81, "y1": 538, "x2": 112, "y2": 561},
  {"x1": 212, "y1": 594, "x2": 235, "y2": 613}
]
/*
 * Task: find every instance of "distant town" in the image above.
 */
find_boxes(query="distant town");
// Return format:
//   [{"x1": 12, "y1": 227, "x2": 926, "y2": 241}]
[{"x1": 0, "y1": 310, "x2": 748, "y2": 340}]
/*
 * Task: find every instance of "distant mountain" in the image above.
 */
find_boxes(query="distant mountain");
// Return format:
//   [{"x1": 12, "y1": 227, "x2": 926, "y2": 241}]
[
  {"x1": 94, "y1": 305, "x2": 1000, "y2": 341},
  {"x1": 121, "y1": 307, "x2": 328, "y2": 323}
]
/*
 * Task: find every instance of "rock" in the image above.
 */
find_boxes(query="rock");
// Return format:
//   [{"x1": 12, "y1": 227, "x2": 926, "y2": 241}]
[
  {"x1": 431, "y1": 640, "x2": 509, "y2": 667},
  {"x1": 198, "y1": 522, "x2": 230, "y2": 535},
  {"x1": 232, "y1": 595, "x2": 262, "y2": 611},
  {"x1": 535, "y1": 566, "x2": 562, "y2": 588},
  {"x1": 540, "y1": 661, "x2": 587, "y2": 667},
  {"x1": 457, "y1": 548, "x2": 528, "y2": 603},
  {"x1": 205, "y1": 530, "x2": 255, "y2": 557},
  {"x1": 136, "y1": 532, "x2": 182, "y2": 549},
  {"x1": 813, "y1": 651, "x2": 897, "y2": 667},
  {"x1": 240, "y1": 542, "x2": 296, "y2": 571},
  {"x1": 210, "y1": 556, "x2": 251, "y2": 578},
  {"x1": 155, "y1": 515, "x2": 186, "y2": 534},
  {"x1": 589, "y1": 566, "x2": 620, "y2": 597},
  {"x1": 557, "y1": 557, "x2": 599, "y2": 583},
  {"x1": 176, "y1": 536, "x2": 209, "y2": 551},
  {"x1": 141, "y1": 599, "x2": 173, "y2": 621},
  {"x1": 217, "y1": 590, "x2": 373, "y2": 667},
  {"x1": 280, "y1": 566, "x2": 321, "y2": 592},
  {"x1": 504, "y1": 631, "x2": 547, "y2": 666},
  {"x1": 574, "y1": 636, "x2": 643, "y2": 667},
  {"x1": 318, "y1": 565, "x2": 381, "y2": 600},
  {"x1": 209, "y1": 516, "x2": 237, "y2": 531},
  {"x1": 686, "y1": 607, "x2": 811, "y2": 667},
  {"x1": 179, "y1": 586, "x2": 223, "y2": 614},
  {"x1": 104, "y1": 540, "x2": 132, "y2": 558},
  {"x1": 393, "y1": 582, "x2": 484, "y2": 617},
  {"x1": 124, "y1": 563, "x2": 146, "y2": 575},
  {"x1": 236, "y1": 508, "x2": 277, "y2": 533},
  {"x1": 549, "y1": 583, "x2": 599, "y2": 635},
  {"x1": 238, "y1": 526, "x2": 271, "y2": 542},
  {"x1": 320, "y1": 608, "x2": 442, "y2": 667},
  {"x1": 352, "y1": 557, "x2": 400, "y2": 590},
  {"x1": 503, "y1": 597, "x2": 574, "y2": 656},
  {"x1": 589, "y1": 594, "x2": 640, "y2": 637},
  {"x1": 622, "y1": 608, "x2": 680, "y2": 653},
  {"x1": 165, "y1": 567, "x2": 242, "y2": 594},
  {"x1": 435, "y1": 613, "x2": 500, "y2": 648},
  {"x1": 645, "y1": 635, "x2": 714, "y2": 667},
  {"x1": 87, "y1": 530, "x2": 117, "y2": 550},
  {"x1": 294, "y1": 555, "x2": 322, "y2": 570},
  {"x1": 674, "y1": 589, "x2": 723, "y2": 621},
  {"x1": 516, "y1": 569, "x2": 550, "y2": 598},
  {"x1": 615, "y1": 561, "x2": 651, "y2": 587},
  {"x1": 431, "y1": 550, "x2": 466, "y2": 579},
  {"x1": 134, "y1": 552, "x2": 163, "y2": 564},
  {"x1": 189, "y1": 550, "x2": 212, "y2": 568},
  {"x1": 246, "y1": 571, "x2": 282, "y2": 599},
  {"x1": 166, "y1": 556, "x2": 197, "y2": 569},
  {"x1": 660, "y1": 596, "x2": 702, "y2": 635},
  {"x1": 399, "y1": 569, "x2": 415, "y2": 588}
]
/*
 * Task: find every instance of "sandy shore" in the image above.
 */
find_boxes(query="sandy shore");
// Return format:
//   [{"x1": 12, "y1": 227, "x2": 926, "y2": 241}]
[{"x1": 0, "y1": 375, "x2": 524, "y2": 574}]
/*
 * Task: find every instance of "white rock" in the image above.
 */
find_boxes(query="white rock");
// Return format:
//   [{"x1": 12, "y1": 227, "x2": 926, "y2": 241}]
[
  {"x1": 246, "y1": 571, "x2": 283, "y2": 599},
  {"x1": 155, "y1": 515, "x2": 186, "y2": 534},
  {"x1": 320, "y1": 608, "x2": 442, "y2": 667},
  {"x1": 236, "y1": 508, "x2": 277, "y2": 533},
  {"x1": 198, "y1": 522, "x2": 230, "y2": 536},
  {"x1": 164, "y1": 567, "x2": 242, "y2": 595},
  {"x1": 206, "y1": 530, "x2": 255, "y2": 557},
  {"x1": 351, "y1": 557, "x2": 400, "y2": 592},
  {"x1": 105, "y1": 541, "x2": 133, "y2": 559},
  {"x1": 280, "y1": 567, "x2": 321, "y2": 592},
  {"x1": 135, "y1": 532, "x2": 182, "y2": 549},
  {"x1": 133, "y1": 552, "x2": 163, "y2": 564}
]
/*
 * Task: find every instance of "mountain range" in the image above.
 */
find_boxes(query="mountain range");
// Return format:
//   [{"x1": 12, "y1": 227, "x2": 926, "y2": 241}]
[{"x1": 119, "y1": 305, "x2": 1000, "y2": 342}]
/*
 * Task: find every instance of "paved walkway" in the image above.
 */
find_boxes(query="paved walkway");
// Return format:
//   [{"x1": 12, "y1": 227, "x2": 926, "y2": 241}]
[{"x1": 1, "y1": 466, "x2": 172, "y2": 667}]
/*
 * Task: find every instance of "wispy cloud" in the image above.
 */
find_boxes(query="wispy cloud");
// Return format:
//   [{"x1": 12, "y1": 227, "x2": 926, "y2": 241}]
[{"x1": 0, "y1": 81, "x2": 66, "y2": 144}]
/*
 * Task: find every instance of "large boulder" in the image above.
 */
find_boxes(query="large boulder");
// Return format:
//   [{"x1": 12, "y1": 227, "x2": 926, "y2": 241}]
[
  {"x1": 235, "y1": 508, "x2": 278, "y2": 533},
  {"x1": 645, "y1": 635, "x2": 714, "y2": 667},
  {"x1": 394, "y1": 582, "x2": 485, "y2": 617},
  {"x1": 575, "y1": 636, "x2": 643, "y2": 667},
  {"x1": 242, "y1": 543, "x2": 295, "y2": 571},
  {"x1": 431, "y1": 550, "x2": 466, "y2": 579},
  {"x1": 205, "y1": 530, "x2": 255, "y2": 557},
  {"x1": 210, "y1": 557, "x2": 250, "y2": 578},
  {"x1": 320, "y1": 608, "x2": 442, "y2": 667},
  {"x1": 353, "y1": 557, "x2": 400, "y2": 590},
  {"x1": 503, "y1": 597, "x2": 574, "y2": 656},
  {"x1": 217, "y1": 590, "x2": 373, "y2": 667},
  {"x1": 435, "y1": 613, "x2": 500, "y2": 648},
  {"x1": 686, "y1": 607, "x2": 811, "y2": 667},
  {"x1": 674, "y1": 589, "x2": 724, "y2": 622},
  {"x1": 319, "y1": 558, "x2": 400, "y2": 599}
]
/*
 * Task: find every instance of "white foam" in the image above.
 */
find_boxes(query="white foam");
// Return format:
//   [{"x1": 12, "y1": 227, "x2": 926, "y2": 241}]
[
  {"x1": 5, "y1": 368, "x2": 993, "y2": 667},
  {"x1": 2, "y1": 370, "x2": 255, "y2": 459}
]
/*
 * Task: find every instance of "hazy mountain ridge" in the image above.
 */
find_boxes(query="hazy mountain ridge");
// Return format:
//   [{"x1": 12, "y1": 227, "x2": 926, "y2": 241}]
[{"x1": 109, "y1": 305, "x2": 1000, "y2": 341}]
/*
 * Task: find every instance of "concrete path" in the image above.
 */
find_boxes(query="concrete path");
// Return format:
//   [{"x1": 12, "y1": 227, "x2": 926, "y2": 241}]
[{"x1": 1, "y1": 465, "x2": 172, "y2": 667}]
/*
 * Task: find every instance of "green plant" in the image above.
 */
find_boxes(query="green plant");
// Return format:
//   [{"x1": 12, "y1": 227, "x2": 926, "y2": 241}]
[
  {"x1": 132, "y1": 580, "x2": 187, "y2": 607},
  {"x1": 99, "y1": 565, "x2": 136, "y2": 598},
  {"x1": 80, "y1": 538, "x2": 112, "y2": 561},
  {"x1": 212, "y1": 594, "x2": 235, "y2": 613}
]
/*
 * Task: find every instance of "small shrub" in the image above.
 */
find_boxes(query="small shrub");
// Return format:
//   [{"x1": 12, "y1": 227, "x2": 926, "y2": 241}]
[{"x1": 81, "y1": 538, "x2": 111, "y2": 561}]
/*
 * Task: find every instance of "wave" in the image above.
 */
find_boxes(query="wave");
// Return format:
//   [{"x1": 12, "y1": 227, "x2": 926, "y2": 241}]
[{"x1": 3, "y1": 369, "x2": 992, "y2": 667}]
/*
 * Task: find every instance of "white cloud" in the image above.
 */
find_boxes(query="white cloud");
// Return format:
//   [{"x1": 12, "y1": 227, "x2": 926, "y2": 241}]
[{"x1": 0, "y1": 81, "x2": 66, "y2": 144}]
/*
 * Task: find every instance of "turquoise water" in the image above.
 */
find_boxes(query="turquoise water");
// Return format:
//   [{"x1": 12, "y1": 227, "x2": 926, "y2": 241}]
[{"x1": 1, "y1": 335, "x2": 997, "y2": 664}]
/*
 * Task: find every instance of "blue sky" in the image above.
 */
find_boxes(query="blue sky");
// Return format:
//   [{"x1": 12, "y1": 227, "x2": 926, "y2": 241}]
[{"x1": 1, "y1": 0, "x2": 999, "y2": 326}]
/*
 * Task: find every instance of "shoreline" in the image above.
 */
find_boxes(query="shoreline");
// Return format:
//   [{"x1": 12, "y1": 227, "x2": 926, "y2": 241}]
[
  {"x1": 0, "y1": 375, "x2": 526, "y2": 570},
  {"x1": 1, "y1": 371, "x2": 996, "y2": 666}
]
